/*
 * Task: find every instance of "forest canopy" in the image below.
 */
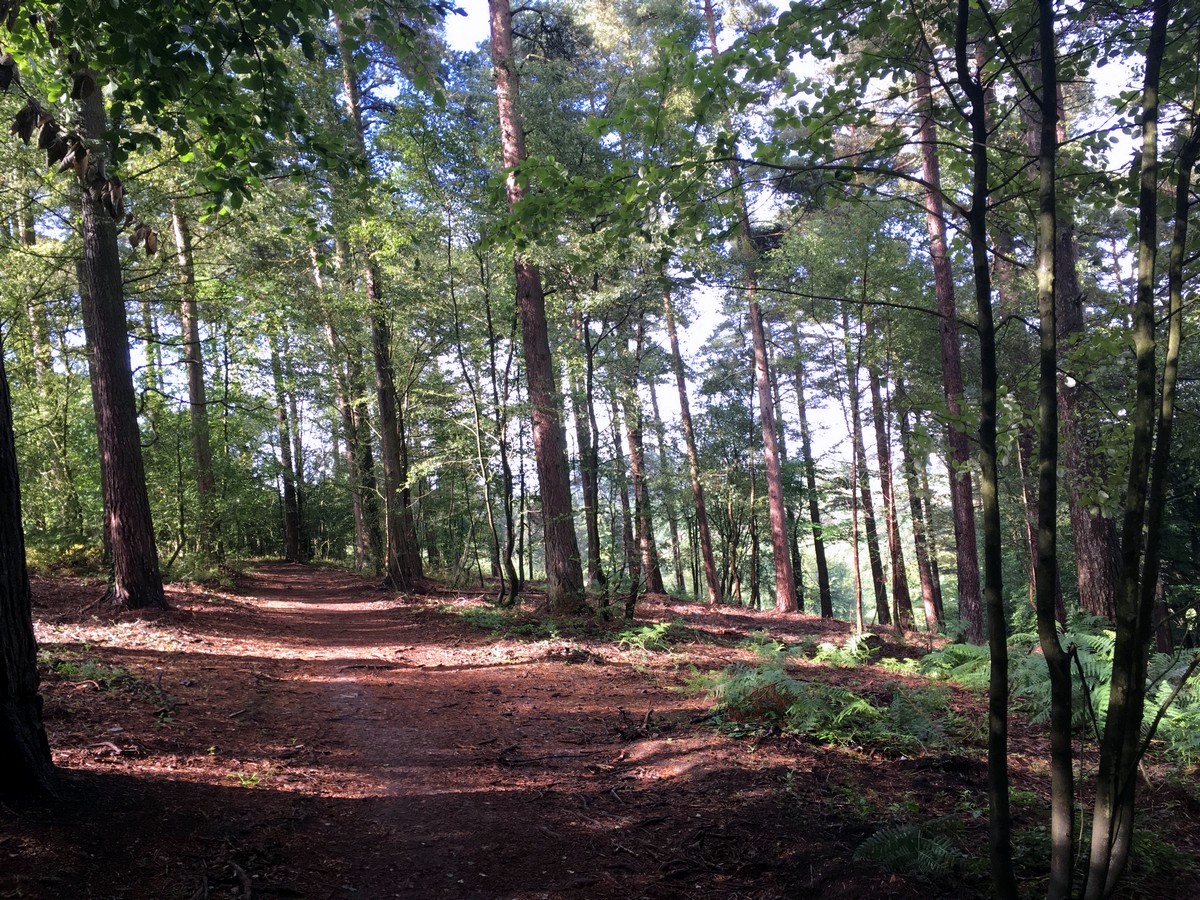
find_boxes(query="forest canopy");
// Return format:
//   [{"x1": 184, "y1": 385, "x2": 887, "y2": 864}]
[{"x1": 1, "y1": 0, "x2": 1199, "y2": 897}]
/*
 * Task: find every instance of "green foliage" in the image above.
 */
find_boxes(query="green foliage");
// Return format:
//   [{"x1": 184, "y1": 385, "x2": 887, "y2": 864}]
[
  {"x1": 921, "y1": 616, "x2": 1200, "y2": 766},
  {"x1": 853, "y1": 823, "x2": 960, "y2": 875},
  {"x1": 741, "y1": 628, "x2": 786, "y2": 654},
  {"x1": 38, "y1": 650, "x2": 129, "y2": 689},
  {"x1": 812, "y1": 632, "x2": 881, "y2": 668},
  {"x1": 877, "y1": 656, "x2": 921, "y2": 675},
  {"x1": 693, "y1": 649, "x2": 962, "y2": 754},
  {"x1": 618, "y1": 620, "x2": 694, "y2": 652}
]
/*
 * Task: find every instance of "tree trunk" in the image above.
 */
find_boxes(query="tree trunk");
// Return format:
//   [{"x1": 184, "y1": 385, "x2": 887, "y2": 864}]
[
  {"x1": 311, "y1": 247, "x2": 373, "y2": 572},
  {"x1": 281, "y1": 334, "x2": 308, "y2": 561},
  {"x1": 489, "y1": 0, "x2": 586, "y2": 613},
  {"x1": 627, "y1": 317, "x2": 664, "y2": 594},
  {"x1": 371, "y1": 304, "x2": 418, "y2": 591},
  {"x1": 844, "y1": 306, "x2": 889, "y2": 625},
  {"x1": 1087, "y1": 6, "x2": 1179, "y2": 892},
  {"x1": 952, "y1": 22, "x2": 1017, "y2": 897},
  {"x1": 0, "y1": 338, "x2": 56, "y2": 798},
  {"x1": 270, "y1": 338, "x2": 302, "y2": 563},
  {"x1": 648, "y1": 379, "x2": 686, "y2": 595},
  {"x1": 610, "y1": 394, "x2": 639, "y2": 618},
  {"x1": 867, "y1": 338, "x2": 913, "y2": 628},
  {"x1": 699, "y1": 0, "x2": 794, "y2": 612},
  {"x1": 571, "y1": 315, "x2": 605, "y2": 590},
  {"x1": 78, "y1": 87, "x2": 165, "y2": 609},
  {"x1": 896, "y1": 382, "x2": 938, "y2": 631},
  {"x1": 914, "y1": 65, "x2": 982, "y2": 642},
  {"x1": 791, "y1": 329, "x2": 833, "y2": 617},
  {"x1": 663, "y1": 286, "x2": 721, "y2": 604},
  {"x1": 772, "y1": 355, "x2": 804, "y2": 609},
  {"x1": 172, "y1": 204, "x2": 218, "y2": 559},
  {"x1": 483, "y1": 279, "x2": 521, "y2": 605}
]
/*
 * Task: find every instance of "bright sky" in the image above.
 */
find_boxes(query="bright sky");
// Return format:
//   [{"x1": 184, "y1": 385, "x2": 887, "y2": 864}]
[{"x1": 444, "y1": 0, "x2": 491, "y2": 52}]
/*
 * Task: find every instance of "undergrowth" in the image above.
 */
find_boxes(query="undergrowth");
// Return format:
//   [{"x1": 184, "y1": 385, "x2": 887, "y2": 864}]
[
  {"x1": 854, "y1": 821, "x2": 962, "y2": 875},
  {"x1": 457, "y1": 606, "x2": 572, "y2": 640},
  {"x1": 921, "y1": 612, "x2": 1200, "y2": 766},
  {"x1": 690, "y1": 647, "x2": 965, "y2": 754},
  {"x1": 617, "y1": 620, "x2": 695, "y2": 652},
  {"x1": 38, "y1": 647, "x2": 177, "y2": 722}
]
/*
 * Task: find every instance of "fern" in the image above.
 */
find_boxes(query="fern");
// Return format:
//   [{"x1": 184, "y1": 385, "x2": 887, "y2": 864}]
[
  {"x1": 922, "y1": 618, "x2": 1200, "y2": 767},
  {"x1": 694, "y1": 658, "x2": 959, "y2": 753},
  {"x1": 854, "y1": 824, "x2": 959, "y2": 875},
  {"x1": 618, "y1": 620, "x2": 694, "y2": 652}
]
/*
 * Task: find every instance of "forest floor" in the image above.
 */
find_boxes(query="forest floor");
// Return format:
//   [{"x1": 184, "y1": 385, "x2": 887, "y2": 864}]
[{"x1": 4, "y1": 563, "x2": 1198, "y2": 899}]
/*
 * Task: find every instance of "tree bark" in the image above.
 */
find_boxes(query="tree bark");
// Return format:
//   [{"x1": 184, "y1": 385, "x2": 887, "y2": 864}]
[
  {"x1": 489, "y1": 0, "x2": 586, "y2": 612},
  {"x1": 790, "y1": 328, "x2": 833, "y2": 618},
  {"x1": 610, "y1": 394, "x2": 640, "y2": 618},
  {"x1": 311, "y1": 247, "x2": 373, "y2": 572},
  {"x1": 1087, "y1": 6, "x2": 1179, "y2": 892},
  {"x1": 371, "y1": 306, "x2": 418, "y2": 591},
  {"x1": 627, "y1": 317, "x2": 664, "y2": 594},
  {"x1": 0, "y1": 337, "x2": 56, "y2": 798},
  {"x1": 172, "y1": 204, "x2": 218, "y2": 559},
  {"x1": 270, "y1": 338, "x2": 302, "y2": 563},
  {"x1": 896, "y1": 382, "x2": 938, "y2": 631},
  {"x1": 648, "y1": 379, "x2": 686, "y2": 595},
  {"x1": 570, "y1": 314, "x2": 605, "y2": 590},
  {"x1": 78, "y1": 87, "x2": 165, "y2": 609},
  {"x1": 867, "y1": 329, "x2": 913, "y2": 628},
  {"x1": 914, "y1": 65, "x2": 982, "y2": 642},
  {"x1": 952, "y1": 21, "x2": 1017, "y2": 897},
  {"x1": 663, "y1": 287, "x2": 721, "y2": 604},
  {"x1": 844, "y1": 306, "x2": 889, "y2": 625}
]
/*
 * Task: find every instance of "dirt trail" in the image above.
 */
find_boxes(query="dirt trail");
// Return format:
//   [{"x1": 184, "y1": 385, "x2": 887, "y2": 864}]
[{"x1": 7, "y1": 563, "x2": 976, "y2": 899}]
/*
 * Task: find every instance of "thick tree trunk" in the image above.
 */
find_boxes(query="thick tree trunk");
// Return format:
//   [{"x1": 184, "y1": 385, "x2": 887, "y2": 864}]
[
  {"x1": 0, "y1": 340, "x2": 56, "y2": 798},
  {"x1": 663, "y1": 287, "x2": 721, "y2": 604},
  {"x1": 270, "y1": 339, "x2": 302, "y2": 563},
  {"x1": 914, "y1": 66, "x2": 982, "y2": 642},
  {"x1": 172, "y1": 204, "x2": 218, "y2": 558},
  {"x1": 78, "y1": 88, "x2": 165, "y2": 609},
  {"x1": 489, "y1": 0, "x2": 586, "y2": 612},
  {"x1": 748, "y1": 293, "x2": 796, "y2": 612},
  {"x1": 791, "y1": 331, "x2": 833, "y2": 618}
]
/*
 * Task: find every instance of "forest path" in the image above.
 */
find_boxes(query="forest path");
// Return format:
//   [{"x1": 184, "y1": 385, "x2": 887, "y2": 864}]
[{"x1": 15, "y1": 563, "x2": 923, "y2": 899}]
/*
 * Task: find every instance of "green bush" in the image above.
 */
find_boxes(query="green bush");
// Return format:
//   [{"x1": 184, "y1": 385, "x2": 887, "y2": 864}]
[{"x1": 692, "y1": 649, "x2": 961, "y2": 753}]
